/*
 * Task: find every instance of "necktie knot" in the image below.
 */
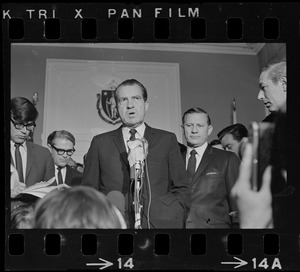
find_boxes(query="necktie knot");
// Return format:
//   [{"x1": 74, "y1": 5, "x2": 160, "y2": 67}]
[
  {"x1": 129, "y1": 128, "x2": 137, "y2": 141},
  {"x1": 190, "y1": 149, "x2": 197, "y2": 157}
]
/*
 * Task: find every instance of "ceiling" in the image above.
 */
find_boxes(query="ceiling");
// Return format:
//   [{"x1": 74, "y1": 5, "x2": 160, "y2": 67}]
[
  {"x1": 15, "y1": 43, "x2": 265, "y2": 55},
  {"x1": 88, "y1": 43, "x2": 265, "y2": 55}
]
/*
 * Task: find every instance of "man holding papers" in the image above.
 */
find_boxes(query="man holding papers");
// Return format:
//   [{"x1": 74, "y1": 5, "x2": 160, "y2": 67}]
[{"x1": 10, "y1": 97, "x2": 55, "y2": 188}]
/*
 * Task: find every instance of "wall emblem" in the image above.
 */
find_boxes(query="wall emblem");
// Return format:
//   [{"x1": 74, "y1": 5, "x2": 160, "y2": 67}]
[{"x1": 96, "y1": 90, "x2": 121, "y2": 125}]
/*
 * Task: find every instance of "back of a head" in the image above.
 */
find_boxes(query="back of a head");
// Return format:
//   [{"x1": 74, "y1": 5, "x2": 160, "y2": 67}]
[
  {"x1": 32, "y1": 186, "x2": 126, "y2": 229},
  {"x1": 11, "y1": 97, "x2": 38, "y2": 123},
  {"x1": 11, "y1": 203, "x2": 35, "y2": 229},
  {"x1": 217, "y1": 123, "x2": 248, "y2": 142}
]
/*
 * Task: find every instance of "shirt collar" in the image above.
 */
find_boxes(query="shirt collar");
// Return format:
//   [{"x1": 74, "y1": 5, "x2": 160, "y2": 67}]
[
  {"x1": 10, "y1": 140, "x2": 27, "y2": 152},
  {"x1": 187, "y1": 141, "x2": 208, "y2": 157},
  {"x1": 122, "y1": 123, "x2": 146, "y2": 139},
  {"x1": 56, "y1": 165, "x2": 66, "y2": 173}
]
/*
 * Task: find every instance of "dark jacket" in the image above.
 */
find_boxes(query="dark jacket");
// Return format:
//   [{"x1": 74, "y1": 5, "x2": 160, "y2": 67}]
[
  {"x1": 82, "y1": 124, "x2": 191, "y2": 228},
  {"x1": 10, "y1": 141, "x2": 55, "y2": 187},
  {"x1": 182, "y1": 144, "x2": 240, "y2": 228}
]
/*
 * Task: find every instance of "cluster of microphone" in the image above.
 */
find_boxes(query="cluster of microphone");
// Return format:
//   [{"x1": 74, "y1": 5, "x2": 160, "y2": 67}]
[
  {"x1": 107, "y1": 138, "x2": 149, "y2": 228},
  {"x1": 127, "y1": 138, "x2": 148, "y2": 180}
]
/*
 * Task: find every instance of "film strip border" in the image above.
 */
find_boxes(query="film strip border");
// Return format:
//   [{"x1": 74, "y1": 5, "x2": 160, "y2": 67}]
[
  {"x1": 6, "y1": 230, "x2": 300, "y2": 270},
  {"x1": 2, "y1": 3, "x2": 300, "y2": 42},
  {"x1": 3, "y1": 2, "x2": 300, "y2": 271},
  {"x1": 4, "y1": 15, "x2": 283, "y2": 41}
]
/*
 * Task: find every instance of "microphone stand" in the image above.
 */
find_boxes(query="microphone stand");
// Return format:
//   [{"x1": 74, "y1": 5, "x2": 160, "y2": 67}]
[
  {"x1": 128, "y1": 138, "x2": 148, "y2": 229},
  {"x1": 133, "y1": 162, "x2": 143, "y2": 229}
]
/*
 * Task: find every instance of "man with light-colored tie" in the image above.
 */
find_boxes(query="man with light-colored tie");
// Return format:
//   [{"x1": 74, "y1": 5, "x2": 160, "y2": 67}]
[
  {"x1": 47, "y1": 130, "x2": 82, "y2": 187},
  {"x1": 82, "y1": 79, "x2": 190, "y2": 228},
  {"x1": 181, "y1": 107, "x2": 240, "y2": 228}
]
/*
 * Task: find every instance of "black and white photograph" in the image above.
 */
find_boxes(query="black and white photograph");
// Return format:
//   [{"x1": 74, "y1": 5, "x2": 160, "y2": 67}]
[
  {"x1": 9, "y1": 42, "x2": 287, "y2": 229},
  {"x1": 4, "y1": 2, "x2": 300, "y2": 271}
]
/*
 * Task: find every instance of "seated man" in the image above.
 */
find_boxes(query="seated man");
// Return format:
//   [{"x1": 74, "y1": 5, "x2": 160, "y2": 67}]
[
  {"x1": 10, "y1": 97, "x2": 55, "y2": 187},
  {"x1": 217, "y1": 123, "x2": 248, "y2": 158},
  {"x1": 47, "y1": 130, "x2": 82, "y2": 186},
  {"x1": 31, "y1": 186, "x2": 127, "y2": 229}
]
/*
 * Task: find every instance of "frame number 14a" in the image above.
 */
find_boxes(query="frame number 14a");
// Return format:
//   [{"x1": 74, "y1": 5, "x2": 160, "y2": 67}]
[
  {"x1": 221, "y1": 257, "x2": 282, "y2": 270},
  {"x1": 252, "y1": 258, "x2": 282, "y2": 270}
]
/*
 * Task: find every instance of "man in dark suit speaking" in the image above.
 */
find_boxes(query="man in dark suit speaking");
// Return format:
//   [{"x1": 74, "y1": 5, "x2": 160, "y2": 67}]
[
  {"x1": 181, "y1": 107, "x2": 240, "y2": 228},
  {"x1": 82, "y1": 79, "x2": 190, "y2": 228}
]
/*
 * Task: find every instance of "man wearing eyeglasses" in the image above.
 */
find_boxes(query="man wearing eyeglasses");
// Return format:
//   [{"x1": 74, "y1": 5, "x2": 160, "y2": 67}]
[
  {"x1": 47, "y1": 130, "x2": 82, "y2": 186},
  {"x1": 10, "y1": 97, "x2": 55, "y2": 188}
]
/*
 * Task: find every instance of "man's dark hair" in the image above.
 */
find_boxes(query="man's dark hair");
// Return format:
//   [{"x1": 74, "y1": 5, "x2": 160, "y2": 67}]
[
  {"x1": 210, "y1": 139, "x2": 221, "y2": 146},
  {"x1": 115, "y1": 79, "x2": 148, "y2": 101},
  {"x1": 182, "y1": 107, "x2": 211, "y2": 126},
  {"x1": 11, "y1": 97, "x2": 38, "y2": 123},
  {"x1": 217, "y1": 123, "x2": 248, "y2": 142}
]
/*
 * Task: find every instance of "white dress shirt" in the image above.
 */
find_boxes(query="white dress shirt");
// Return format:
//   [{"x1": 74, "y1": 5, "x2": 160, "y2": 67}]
[
  {"x1": 122, "y1": 123, "x2": 146, "y2": 152},
  {"x1": 55, "y1": 166, "x2": 67, "y2": 185}
]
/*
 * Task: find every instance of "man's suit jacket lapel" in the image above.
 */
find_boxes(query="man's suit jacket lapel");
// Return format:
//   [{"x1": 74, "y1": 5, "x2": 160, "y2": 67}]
[
  {"x1": 65, "y1": 165, "x2": 81, "y2": 186},
  {"x1": 144, "y1": 124, "x2": 155, "y2": 150},
  {"x1": 113, "y1": 126, "x2": 130, "y2": 167},
  {"x1": 182, "y1": 149, "x2": 187, "y2": 160},
  {"x1": 191, "y1": 145, "x2": 213, "y2": 185},
  {"x1": 65, "y1": 165, "x2": 72, "y2": 185},
  {"x1": 112, "y1": 124, "x2": 154, "y2": 167},
  {"x1": 25, "y1": 141, "x2": 34, "y2": 180}
]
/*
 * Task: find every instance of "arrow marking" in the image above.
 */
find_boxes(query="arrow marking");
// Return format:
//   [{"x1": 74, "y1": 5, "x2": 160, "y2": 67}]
[
  {"x1": 86, "y1": 258, "x2": 114, "y2": 270},
  {"x1": 221, "y1": 256, "x2": 248, "y2": 269}
]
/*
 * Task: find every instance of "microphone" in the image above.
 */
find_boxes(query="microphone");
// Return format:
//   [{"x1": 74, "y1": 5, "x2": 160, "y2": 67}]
[
  {"x1": 130, "y1": 161, "x2": 141, "y2": 180},
  {"x1": 127, "y1": 138, "x2": 148, "y2": 180},
  {"x1": 107, "y1": 191, "x2": 125, "y2": 215}
]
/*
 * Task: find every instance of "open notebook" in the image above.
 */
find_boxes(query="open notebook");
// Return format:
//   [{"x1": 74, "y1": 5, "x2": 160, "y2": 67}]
[{"x1": 13, "y1": 177, "x2": 70, "y2": 201}]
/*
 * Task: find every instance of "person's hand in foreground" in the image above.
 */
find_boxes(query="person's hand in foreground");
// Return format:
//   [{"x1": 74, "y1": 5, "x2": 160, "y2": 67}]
[{"x1": 231, "y1": 142, "x2": 273, "y2": 228}]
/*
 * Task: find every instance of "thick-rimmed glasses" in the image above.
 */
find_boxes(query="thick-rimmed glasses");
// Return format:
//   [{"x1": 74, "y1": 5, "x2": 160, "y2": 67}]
[
  {"x1": 11, "y1": 119, "x2": 36, "y2": 131},
  {"x1": 51, "y1": 145, "x2": 75, "y2": 156}
]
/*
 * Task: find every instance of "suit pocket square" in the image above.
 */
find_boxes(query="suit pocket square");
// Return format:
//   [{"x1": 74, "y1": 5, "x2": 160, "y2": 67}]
[{"x1": 205, "y1": 172, "x2": 219, "y2": 175}]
